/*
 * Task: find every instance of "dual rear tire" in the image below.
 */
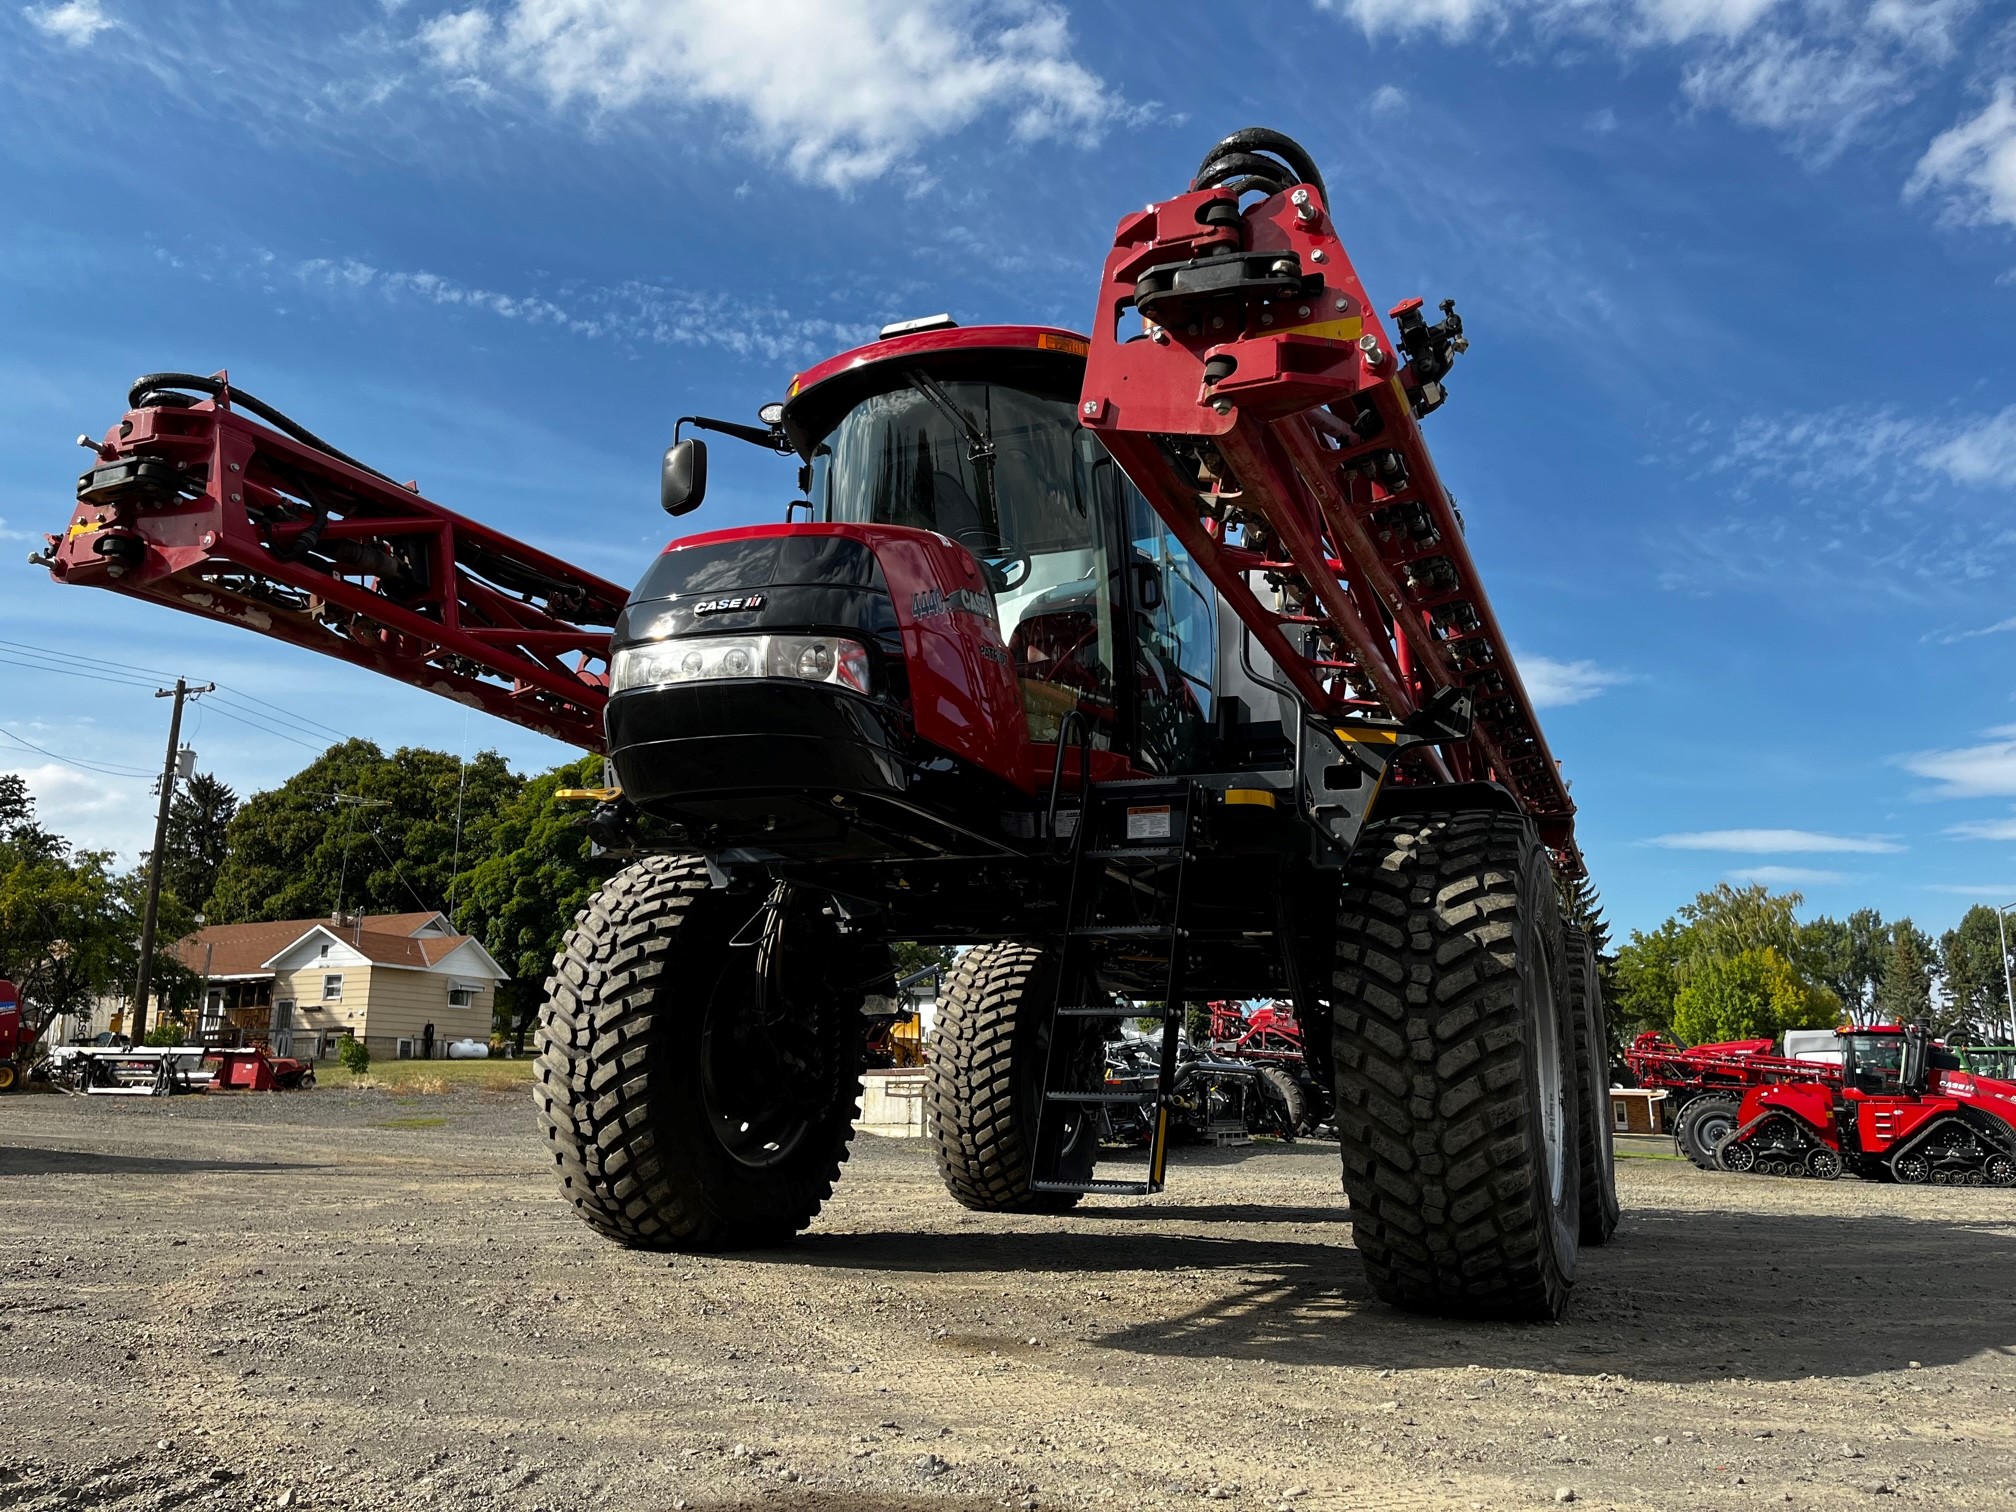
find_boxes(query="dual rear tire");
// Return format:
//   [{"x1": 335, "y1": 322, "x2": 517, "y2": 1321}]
[{"x1": 1331, "y1": 812, "x2": 1598, "y2": 1320}]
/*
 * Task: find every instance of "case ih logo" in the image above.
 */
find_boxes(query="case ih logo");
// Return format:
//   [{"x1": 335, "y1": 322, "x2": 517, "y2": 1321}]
[
  {"x1": 692, "y1": 594, "x2": 765, "y2": 615},
  {"x1": 911, "y1": 588, "x2": 992, "y2": 620}
]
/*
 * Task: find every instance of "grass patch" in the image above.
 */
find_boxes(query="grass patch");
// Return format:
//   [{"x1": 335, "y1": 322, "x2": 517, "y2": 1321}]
[
  {"x1": 1615, "y1": 1148, "x2": 1685, "y2": 1161},
  {"x1": 373, "y1": 1116, "x2": 449, "y2": 1130},
  {"x1": 318, "y1": 1056, "x2": 536, "y2": 1094}
]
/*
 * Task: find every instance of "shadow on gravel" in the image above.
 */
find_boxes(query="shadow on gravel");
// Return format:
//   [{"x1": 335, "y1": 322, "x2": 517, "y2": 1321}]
[
  {"x1": 0, "y1": 1146, "x2": 315, "y2": 1178},
  {"x1": 1074, "y1": 1203, "x2": 1349, "y2": 1225},
  {"x1": 776, "y1": 1204, "x2": 2016, "y2": 1384}
]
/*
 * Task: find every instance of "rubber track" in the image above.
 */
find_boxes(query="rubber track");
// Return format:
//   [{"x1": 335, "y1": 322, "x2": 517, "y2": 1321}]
[
  {"x1": 1564, "y1": 926, "x2": 1621, "y2": 1245},
  {"x1": 1331, "y1": 811, "x2": 1574, "y2": 1320},
  {"x1": 924, "y1": 942, "x2": 1081, "y2": 1214},
  {"x1": 532, "y1": 855, "x2": 859, "y2": 1249}
]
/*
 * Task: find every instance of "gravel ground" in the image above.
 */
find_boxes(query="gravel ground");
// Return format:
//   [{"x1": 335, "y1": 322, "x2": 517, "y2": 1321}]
[{"x1": 2, "y1": 1086, "x2": 2014, "y2": 1512}]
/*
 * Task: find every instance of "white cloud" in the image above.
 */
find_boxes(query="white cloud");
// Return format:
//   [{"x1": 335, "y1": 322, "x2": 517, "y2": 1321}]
[
  {"x1": 0, "y1": 761, "x2": 150, "y2": 861},
  {"x1": 1908, "y1": 79, "x2": 2016, "y2": 230},
  {"x1": 1320, "y1": 0, "x2": 1976, "y2": 163},
  {"x1": 1649, "y1": 828, "x2": 1904, "y2": 853},
  {"x1": 1925, "y1": 405, "x2": 2016, "y2": 488},
  {"x1": 1318, "y1": 0, "x2": 1507, "y2": 42},
  {"x1": 1727, "y1": 864, "x2": 1851, "y2": 884},
  {"x1": 1680, "y1": 30, "x2": 1899, "y2": 156},
  {"x1": 410, "y1": 0, "x2": 1121, "y2": 189},
  {"x1": 24, "y1": 0, "x2": 114, "y2": 45},
  {"x1": 1368, "y1": 84, "x2": 1409, "y2": 114},
  {"x1": 1516, "y1": 653, "x2": 1629, "y2": 707},
  {"x1": 1925, "y1": 881, "x2": 2016, "y2": 896},
  {"x1": 286, "y1": 253, "x2": 877, "y2": 363},
  {"x1": 1946, "y1": 815, "x2": 2016, "y2": 840},
  {"x1": 1900, "y1": 726, "x2": 2016, "y2": 798}
]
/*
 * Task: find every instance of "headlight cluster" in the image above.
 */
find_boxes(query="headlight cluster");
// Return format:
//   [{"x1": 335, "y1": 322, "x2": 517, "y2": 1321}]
[{"x1": 610, "y1": 634, "x2": 872, "y2": 695}]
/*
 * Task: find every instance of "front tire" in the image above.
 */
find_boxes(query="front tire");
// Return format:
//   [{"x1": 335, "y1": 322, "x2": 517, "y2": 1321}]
[
  {"x1": 925, "y1": 942, "x2": 1101, "y2": 1213},
  {"x1": 535, "y1": 857, "x2": 880, "y2": 1250},
  {"x1": 1332, "y1": 811, "x2": 1582, "y2": 1321}
]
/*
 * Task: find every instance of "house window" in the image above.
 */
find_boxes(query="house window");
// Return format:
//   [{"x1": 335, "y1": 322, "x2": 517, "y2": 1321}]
[
  {"x1": 448, "y1": 983, "x2": 478, "y2": 1008},
  {"x1": 322, "y1": 973, "x2": 343, "y2": 1002},
  {"x1": 319, "y1": 942, "x2": 330, "y2": 959},
  {"x1": 1612, "y1": 1099, "x2": 1630, "y2": 1132}
]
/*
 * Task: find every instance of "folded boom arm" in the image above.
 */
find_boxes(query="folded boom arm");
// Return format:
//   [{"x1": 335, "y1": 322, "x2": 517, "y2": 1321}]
[
  {"x1": 40, "y1": 375, "x2": 623, "y2": 751},
  {"x1": 1079, "y1": 147, "x2": 1581, "y2": 874}
]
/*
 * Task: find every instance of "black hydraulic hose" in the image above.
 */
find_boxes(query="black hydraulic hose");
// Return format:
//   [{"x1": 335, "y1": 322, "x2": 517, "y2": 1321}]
[
  {"x1": 1190, "y1": 127, "x2": 1328, "y2": 203},
  {"x1": 127, "y1": 372, "x2": 399, "y2": 485}
]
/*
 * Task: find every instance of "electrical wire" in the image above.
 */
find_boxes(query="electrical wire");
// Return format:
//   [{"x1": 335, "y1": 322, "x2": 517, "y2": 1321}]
[
  {"x1": 196, "y1": 701, "x2": 331, "y2": 754},
  {"x1": 0, "y1": 723, "x2": 155, "y2": 779},
  {"x1": 0, "y1": 635, "x2": 350, "y2": 749}
]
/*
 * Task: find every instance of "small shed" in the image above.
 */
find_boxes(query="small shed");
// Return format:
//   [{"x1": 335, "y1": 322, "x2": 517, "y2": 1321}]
[{"x1": 1609, "y1": 1086, "x2": 1669, "y2": 1135}]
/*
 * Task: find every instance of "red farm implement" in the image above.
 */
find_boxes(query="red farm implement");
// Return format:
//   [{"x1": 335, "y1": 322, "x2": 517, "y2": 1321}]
[
  {"x1": 40, "y1": 128, "x2": 1611, "y2": 1321},
  {"x1": 1623, "y1": 1030, "x2": 1841, "y2": 1168},
  {"x1": 1714, "y1": 1026, "x2": 2016, "y2": 1185}
]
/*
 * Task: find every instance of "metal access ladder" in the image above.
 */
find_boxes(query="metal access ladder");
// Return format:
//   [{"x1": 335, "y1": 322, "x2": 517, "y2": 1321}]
[{"x1": 1029, "y1": 778, "x2": 1196, "y2": 1198}]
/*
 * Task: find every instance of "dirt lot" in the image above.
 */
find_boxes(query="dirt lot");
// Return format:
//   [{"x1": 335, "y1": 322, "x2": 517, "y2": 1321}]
[{"x1": 2, "y1": 1087, "x2": 2013, "y2": 1512}]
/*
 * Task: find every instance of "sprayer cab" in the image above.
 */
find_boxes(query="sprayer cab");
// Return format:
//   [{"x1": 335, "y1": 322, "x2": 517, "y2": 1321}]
[{"x1": 603, "y1": 321, "x2": 1242, "y2": 864}]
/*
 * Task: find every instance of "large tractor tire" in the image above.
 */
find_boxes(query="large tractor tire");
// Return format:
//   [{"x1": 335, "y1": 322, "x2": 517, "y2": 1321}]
[
  {"x1": 535, "y1": 856, "x2": 882, "y2": 1251},
  {"x1": 1674, "y1": 1094, "x2": 1740, "y2": 1171},
  {"x1": 1332, "y1": 811, "x2": 1582, "y2": 1321},
  {"x1": 925, "y1": 942, "x2": 1102, "y2": 1213},
  {"x1": 1563, "y1": 927, "x2": 1622, "y2": 1245}
]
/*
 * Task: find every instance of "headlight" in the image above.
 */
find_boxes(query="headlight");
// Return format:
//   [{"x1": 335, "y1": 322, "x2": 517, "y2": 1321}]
[{"x1": 611, "y1": 634, "x2": 872, "y2": 695}]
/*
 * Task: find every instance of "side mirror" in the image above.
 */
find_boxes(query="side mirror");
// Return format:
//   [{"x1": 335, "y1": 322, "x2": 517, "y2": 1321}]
[{"x1": 661, "y1": 438, "x2": 708, "y2": 516}]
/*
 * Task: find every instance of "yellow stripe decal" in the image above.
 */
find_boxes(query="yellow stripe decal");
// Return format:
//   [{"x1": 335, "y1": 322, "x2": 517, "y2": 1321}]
[
  {"x1": 1333, "y1": 726, "x2": 1400, "y2": 745},
  {"x1": 1223, "y1": 788, "x2": 1277, "y2": 807},
  {"x1": 1276, "y1": 316, "x2": 1362, "y2": 344}
]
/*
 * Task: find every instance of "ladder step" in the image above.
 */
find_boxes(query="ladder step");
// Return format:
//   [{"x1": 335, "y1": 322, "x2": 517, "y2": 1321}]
[
  {"x1": 1046, "y1": 1090, "x2": 1154, "y2": 1104},
  {"x1": 1088, "y1": 777, "x2": 1193, "y2": 793},
  {"x1": 1030, "y1": 1179, "x2": 1161, "y2": 1196},
  {"x1": 1055, "y1": 1004, "x2": 1149, "y2": 1018},
  {"x1": 1085, "y1": 846, "x2": 1184, "y2": 860},
  {"x1": 1067, "y1": 924, "x2": 1185, "y2": 939}
]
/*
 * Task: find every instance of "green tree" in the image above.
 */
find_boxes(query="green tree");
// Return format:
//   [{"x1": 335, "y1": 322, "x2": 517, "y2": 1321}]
[
  {"x1": 1561, "y1": 876, "x2": 1611, "y2": 958},
  {"x1": 1940, "y1": 906, "x2": 2013, "y2": 1041},
  {"x1": 451, "y1": 753, "x2": 613, "y2": 1042},
  {"x1": 1612, "y1": 918, "x2": 1688, "y2": 1031},
  {"x1": 0, "y1": 778, "x2": 194, "y2": 1046},
  {"x1": 1670, "y1": 947, "x2": 1840, "y2": 1045},
  {"x1": 1873, "y1": 919, "x2": 1934, "y2": 1025},
  {"x1": 1677, "y1": 883, "x2": 1806, "y2": 978},
  {"x1": 158, "y1": 771, "x2": 238, "y2": 915},
  {"x1": 1800, "y1": 907, "x2": 1888, "y2": 1023},
  {"x1": 210, "y1": 740, "x2": 523, "y2": 924}
]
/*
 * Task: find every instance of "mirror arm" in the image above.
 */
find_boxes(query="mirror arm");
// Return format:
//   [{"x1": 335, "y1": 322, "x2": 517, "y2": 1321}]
[{"x1": 676, "y1": 414, "x2": 794, "y2": 453}]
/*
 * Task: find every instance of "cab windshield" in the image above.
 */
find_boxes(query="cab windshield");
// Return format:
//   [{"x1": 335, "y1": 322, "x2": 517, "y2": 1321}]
[{"x1": 807, "y1": 377, "x2": 1217, "y2": 770}]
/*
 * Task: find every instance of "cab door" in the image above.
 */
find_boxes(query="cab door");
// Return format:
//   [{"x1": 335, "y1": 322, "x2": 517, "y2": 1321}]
[{"x1": 1118, "y1": 477, "x2": 1218, "y2": 773}]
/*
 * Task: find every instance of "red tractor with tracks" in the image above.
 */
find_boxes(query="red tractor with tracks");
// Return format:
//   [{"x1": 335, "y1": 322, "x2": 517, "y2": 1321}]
[
  {"x1": 37, "y1": 130, "x2": 1614, "y2": 1320},
  {"x1": 1714, "y1": 1025, "x2": 2016, "y2": 1185}
]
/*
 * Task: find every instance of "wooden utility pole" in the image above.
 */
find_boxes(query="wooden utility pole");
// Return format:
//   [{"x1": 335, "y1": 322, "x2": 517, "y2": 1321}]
[{"x1": 129, "y1": 678, "x2": 213, "y2": 1044}]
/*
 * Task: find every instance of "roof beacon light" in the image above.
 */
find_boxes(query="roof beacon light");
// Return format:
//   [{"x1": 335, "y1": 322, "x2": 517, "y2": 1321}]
[{"x1": 878, "y1": 313, "x2": 958, "y2": 340}]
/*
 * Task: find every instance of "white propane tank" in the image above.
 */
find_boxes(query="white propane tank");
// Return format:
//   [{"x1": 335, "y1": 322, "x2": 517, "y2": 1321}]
[{"x1": 446, "y1": 1038, "x2": 490, "y2": 1060}]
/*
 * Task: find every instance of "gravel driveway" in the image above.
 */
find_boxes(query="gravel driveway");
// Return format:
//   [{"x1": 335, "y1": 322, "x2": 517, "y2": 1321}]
[{"x1": 2, "y1": 1086, "x2": 2013, "y2": 1511}]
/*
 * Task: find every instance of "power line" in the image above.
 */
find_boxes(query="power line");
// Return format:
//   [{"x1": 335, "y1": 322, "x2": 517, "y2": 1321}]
[
  {"x1": 0, "y1": 723, "x2": 155, "y2": 779},
  {"x1": 197, "y1": 700, "x2": 331, "y2": 754},
  {"x1": 0, "y1": 635, "x2": 355, "y2": 748}
]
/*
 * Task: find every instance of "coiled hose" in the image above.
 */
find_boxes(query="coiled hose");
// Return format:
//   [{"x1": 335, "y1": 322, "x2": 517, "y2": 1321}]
[
  {"x1": 126, "y1": 372, "x2": 397, "y2": 485},
  {"x1": 1190, "y1": 127, "x2": 1328, "y2": 203}
]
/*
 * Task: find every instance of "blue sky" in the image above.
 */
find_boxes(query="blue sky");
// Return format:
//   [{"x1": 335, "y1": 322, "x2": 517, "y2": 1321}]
[{"x1": 4, "y1": 0, "x2": 2016, "y2": 942}]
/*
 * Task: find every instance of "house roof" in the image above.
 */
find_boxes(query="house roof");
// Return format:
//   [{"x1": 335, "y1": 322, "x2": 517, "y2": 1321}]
[{"x1": 171, "y1": 911, "x2": 466, "y2": 978}]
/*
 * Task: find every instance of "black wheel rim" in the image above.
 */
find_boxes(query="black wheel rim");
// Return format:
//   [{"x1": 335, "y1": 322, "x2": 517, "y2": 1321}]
[{"x1": 698, "y1": 986, "x2": 818, "y2": 1170}]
